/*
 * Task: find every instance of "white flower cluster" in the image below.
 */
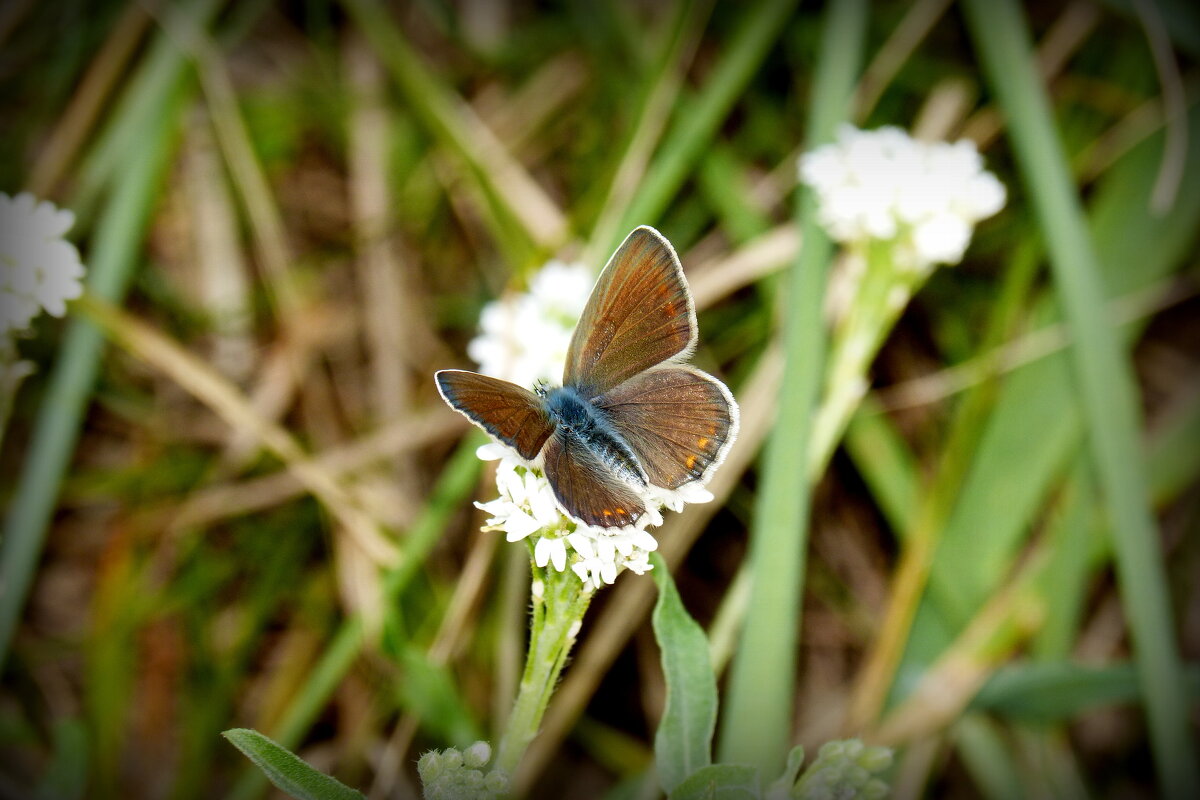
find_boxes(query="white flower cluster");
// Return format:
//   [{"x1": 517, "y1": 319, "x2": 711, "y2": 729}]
[
  {"x1": 467, "y1": 260, "x2": 594, "y2": 390},
  {"x1": 1, "y1": 192, "x2": 86, "y2": 338},
  {"x1": 799, "y1": 125, "x2": 1005, "y2": 269},
  {"x1": 467, "y1": 259, "x2": 716, "y2": 590},
  {"x1": 475, "y1": 443, "x2": 661, "y2": 591}
]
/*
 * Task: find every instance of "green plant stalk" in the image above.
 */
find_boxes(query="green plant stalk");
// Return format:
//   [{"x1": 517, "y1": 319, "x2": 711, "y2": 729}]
[
  {"x1": 616, "y1": 0, "x2": 799, "y2": 235},
  {"x1": 717, "y1": 0, "x2": 866, "y2": 776},
  {"x1": 495, "y1": 557, "x2": 594, "y2": 776},
  {"x1": 0, "y1": 89, "x2": 182, "y2": 669},
  {"x1": 809, "y1": 240, "x2": 920, "y2": 470},
  {"x1": 962, "y1": 0, "x2": 1200, "y2": 795}
]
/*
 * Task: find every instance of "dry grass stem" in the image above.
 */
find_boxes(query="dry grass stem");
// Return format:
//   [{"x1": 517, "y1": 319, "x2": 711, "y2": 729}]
[{"x1": 79, "y1": 294, "x2": 399, "y2": 567}]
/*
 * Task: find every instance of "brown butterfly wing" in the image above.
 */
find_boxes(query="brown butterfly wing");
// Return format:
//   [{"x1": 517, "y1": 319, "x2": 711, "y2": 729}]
[
  {"x1": 564, "y1": 226, "x2": 696, "y2": 398},
  {"x1": 435, "y1": 370, "x2": 554, "y2": 460},
  {"x1": 542, "y1": 431, "x2": 647, "y2": 528},
  {"x1": 593, "y1": 366, "x2": 738, "y2": 490}
]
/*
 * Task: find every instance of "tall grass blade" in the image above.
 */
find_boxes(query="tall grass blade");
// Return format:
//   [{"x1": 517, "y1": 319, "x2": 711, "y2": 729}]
[
  {"x1": 962, "y1": 0, "x2": 1199, "y2": 794},
  {"x1": 616, "y1": 0, "x2": 800, "y2": 236},
  {"x1": 716, "y1": 0, "x2": 867, "y2": 776},
  {"x1": 0, "y1": 89, "x2": 183, "y2": 668}
]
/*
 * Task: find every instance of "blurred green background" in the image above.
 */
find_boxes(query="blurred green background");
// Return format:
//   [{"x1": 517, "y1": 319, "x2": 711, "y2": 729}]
[{"x1": 0, "y1": 1, "x2": 1197, "y2": 798}]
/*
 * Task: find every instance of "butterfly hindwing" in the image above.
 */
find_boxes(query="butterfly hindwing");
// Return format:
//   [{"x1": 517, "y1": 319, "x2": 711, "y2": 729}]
[
  {"x1": 542, "y1": 430, "x2": 647, "y2": 528},
  {"x1": 563, "y1": 226, "x2": 696, "y2": 398},
  {"x1": 435, "y1": 370, "x2": 554, "y2": 460},
  {"x1": 594, "y1": 365, "x2": 738, "y2": 490}
]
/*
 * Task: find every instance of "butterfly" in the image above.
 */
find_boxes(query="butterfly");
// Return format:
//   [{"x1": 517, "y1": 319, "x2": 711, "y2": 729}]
[{"x1": 436, "y1": 226, "x2": 739, "y2": 529}]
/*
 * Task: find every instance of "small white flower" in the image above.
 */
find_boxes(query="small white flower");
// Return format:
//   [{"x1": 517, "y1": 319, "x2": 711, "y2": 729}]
[
  {"x1": 534, "y1": 535, "x2": 567, "y2": 571},
  {"x1": 0, "y1": 192, "x2": 85, "y2": 337},
  {"x1": 798, "y1": 126, "x2": 1005, "y2": 268},
  {"x1": 474, "y1": 456, "x2": 562, "y2": 542}
]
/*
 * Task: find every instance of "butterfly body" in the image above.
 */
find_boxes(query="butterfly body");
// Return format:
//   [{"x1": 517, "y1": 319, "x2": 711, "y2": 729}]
[
  {"x1": 436, "y1": 226, "x2": 738, "y2": 530},
  {"x1": 542, "y1": 385, "x2": 648, "y2": 490}
]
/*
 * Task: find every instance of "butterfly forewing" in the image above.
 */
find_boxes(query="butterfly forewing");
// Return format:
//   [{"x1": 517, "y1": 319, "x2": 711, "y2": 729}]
[
  {"x1": 594, "y1": 366, "x2": 738, "y2": 490},
  {"x1": 435, "y1": 370, "x2": 554, "y2": 460},
  {"x1": 563, "y1": 227, "x2": 696, "y2": 397},
  {"x1": 543, "y1": 431, "x2": 647, "y2": 528}
]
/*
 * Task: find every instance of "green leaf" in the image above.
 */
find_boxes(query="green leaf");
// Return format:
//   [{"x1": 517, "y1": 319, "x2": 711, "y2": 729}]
[
  {"x1": 970, "y1": 662, "x2": 1200, "y2": 724},
  {"x1": 963, "y1": 2, "x2": 1200, "y2": 793},
  {"x1": 652, "y1": 553, "x2": 718, "y2": 794},
  {"x1": 669, "y1": 764, "x2": 761, "y2": 800},
  {"x1": 222, "y1": 728, "x2": 365, "y2": 800}
]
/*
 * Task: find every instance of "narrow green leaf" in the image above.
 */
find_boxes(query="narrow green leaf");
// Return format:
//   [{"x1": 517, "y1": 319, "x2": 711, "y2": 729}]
[
  {"x1": 669, "y1": 764, "x2": 761, "y2": 800},
  {"x1": 222, "y1": 729, "x2": 365, "y2": 800},
  {"x1": 971, "y1": 662, "x2": 1200, "y2": 724},
  {"x1": 617, "y1": 0, "x2": 800, "y2": 235},
  {"x1": 0, "y1": 83, "x2": 184, "y2": 669},
  {"x1": 952, "y1": 716, "x2": 1024, "y2": 800},
  {"x1": 963, "y1": 1, "x2": 1200, "y2": 794},
  {"x1": 718, "y1": 0, "x2": 867, "y2": 776},
  {"x1": 652, "y1": 553, "x2": 718, "y2": 794}
]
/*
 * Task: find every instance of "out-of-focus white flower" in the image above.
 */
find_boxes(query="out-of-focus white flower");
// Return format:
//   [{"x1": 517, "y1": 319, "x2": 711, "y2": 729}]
[
  {"x1": 0, "y1": 192, "x2": 85, "y2": 337},
  {"x1": 799, "y1": 126, "x2": 1005, "y2": 269},
  {"x1": 467, "y1": 260, "x2": 593, "y2": 389}
]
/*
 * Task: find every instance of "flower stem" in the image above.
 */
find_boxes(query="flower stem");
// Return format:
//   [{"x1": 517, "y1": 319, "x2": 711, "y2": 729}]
[
  {"x1": 495, "y1": 558, "x2": 593, "y2": 776},
  {"x1": 809, "y1": 240, "x2": 922, "y2": 475}
]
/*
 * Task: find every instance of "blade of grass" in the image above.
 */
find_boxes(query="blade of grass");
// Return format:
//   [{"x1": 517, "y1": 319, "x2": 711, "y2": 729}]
[
  {"x1": 26, "y1": 2, "x2": 151, "y2": 198},
  {"x1": 716, "y1": 0, "x2": 866, "y2": 776},
  {"x1": 615, "y1": 0, "x2": 800, "y2": 239},
  {"x1": 906, "y1": 98, "x2": 1200, "y2": 692},
  {"x1": 342, "y1": 0, "x2": 567, "y2": 259},
  {"x1": 72, "y1": 0, "x2": 222, "y2": 217},
  {"x1": 962, "y1": 1, "x2": 1199, "y2": 793},
  {"x1": 0, "y1": 85, "x2": 183, "y2": 669},
  {"x1": 227, "y1": 437, "x2": 483, "y2": 800},
  {"x1": 583, "y1": 0, "x2": 709, "y2": 268}
]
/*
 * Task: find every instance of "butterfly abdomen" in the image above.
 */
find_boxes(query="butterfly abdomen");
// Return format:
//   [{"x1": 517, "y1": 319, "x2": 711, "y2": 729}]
[{"x1": 544, "y1": 386, "x2": 647, "y2": 488}]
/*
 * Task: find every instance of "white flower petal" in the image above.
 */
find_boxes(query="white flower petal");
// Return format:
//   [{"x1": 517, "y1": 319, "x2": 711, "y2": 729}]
[
  {"x1": 566, "y1": 533, "x2": 594, "y2": 559},
  {"x1": 534, "y1": 536, "x2": 553, "y2": 567},
  {"x1": 503, "y1": 509, "x2": 543, "y2": 541},
  {"x1": 548, "y1": 538, "x2": 567, "y2": 572}
]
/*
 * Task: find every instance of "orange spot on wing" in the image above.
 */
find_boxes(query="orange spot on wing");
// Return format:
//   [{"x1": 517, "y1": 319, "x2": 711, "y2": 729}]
[
  {"x1": 603, "y1": 509, "x2": 613, "y2": 517},
  {"x1": 707, "y1": 424, "x2": 717, "y2": 435},
  {"x1": 615, "y1": 507, "x2": 626, "y2": 515},
  {"x1": 686, "y1": 454, "x2": 697, "y2": 470},
  {"x1": 697, "y1": 437, "x2": 709, "y2": 449},
  {"x1": 663, "y1": 301, "x2": 676, "y2": 317}
]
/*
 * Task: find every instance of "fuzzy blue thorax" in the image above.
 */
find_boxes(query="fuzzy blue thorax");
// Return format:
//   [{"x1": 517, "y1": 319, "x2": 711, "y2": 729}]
[{"x1": 541, "y1": 385, "x2": 646, "y2": 488}]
